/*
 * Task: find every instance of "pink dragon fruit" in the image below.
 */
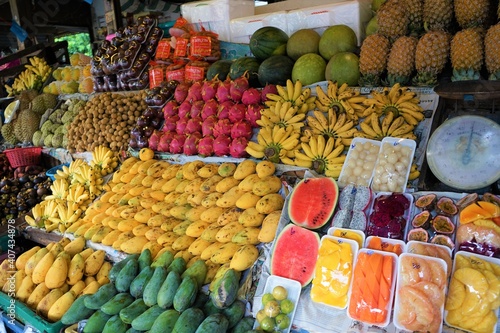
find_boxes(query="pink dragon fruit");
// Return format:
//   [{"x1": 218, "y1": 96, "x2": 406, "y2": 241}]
[
  {"x1": 228, "y1": 103, "x2": 247, "y2": 123},
  {"x1": 176, "y1": 116, "x2": 190, "y2": 134},
  {"x1": 186, "y1": 81, "x2": 203, "y2": 102},
  {"x1": 217, "y1": 100, "x2": 234, "y2": 119},
  {"x1": 216, "y1": 79, "x2": 232, "y2": 103},
  {"x1": 245, "y1": 104, "x2": 263, "y2": 127},
  {"x1": 158, "y1": 131, "x2": 176, "y2": 152},
  {"x1": 163, "y1": 100, "x2": 178, "y2": 117},
  {"x1": 183, "y1": 132, "x2": 202, "y2": 155},
  {"x1": 198, "y1": 136, "x2": 215, "y2": 157},
  {"x1": 202, "y1": 115, "x2": 218, "y2": 137},
  {"x1": 229, "y1": 137, "x2": 249, "y2": 158},
  {"x1": 241, "y1": 87, "x2": 261, "y2": 105},
  {"x1": 230, "y1": 120, "x2": 253, "y2": 139},
  {"x1": 261, "y1": 83, "x2": 278, "y2": 102},
  {"x1": 190, "y1": 100, "x2": 204, "y2": 118},
  {"x1": 174, "y1": 81, "x2": 191, "y2": 103},
  {"x1": 185, "y1": 117, "x2": 203, "y2": 134},
  {"x1": 213, "y1": 118, "x2": 232, "y2": 137},
  {"x1": 169, "y1": 133, "x2": 187, "y2": 154},
  {"x1": 202, "y1": 79, "x2": 219, "y2": 102},
  {"x1": 230, "y1": 75, "x2": 250, "y2": 102},
  {"x1": 213, "y1": 134, "x2": 232, "y2": 156},
  {"x1": 201, "y1": 99, "x2": 219, "y2": 120},
  {"x1": 162, "y1": 114, "x2": 179, "y2": 132},
  {"x1": 148, "y1": 130, "x2": 162, "y2": 151},
  {"x1": 178, "y1": 100, "x2": 192, "y2": 118}
]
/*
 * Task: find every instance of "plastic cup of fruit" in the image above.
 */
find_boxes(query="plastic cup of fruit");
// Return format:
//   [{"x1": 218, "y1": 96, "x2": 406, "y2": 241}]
[{"x1": 338, "y1": 137, "x2": 381, "y2": 188}]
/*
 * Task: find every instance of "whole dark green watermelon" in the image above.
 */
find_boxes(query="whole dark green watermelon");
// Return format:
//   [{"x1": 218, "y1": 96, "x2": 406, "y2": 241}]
[
  {"x1": 206, "y1": 60, "x2": 233, "y2": 81},
  {"x1": 249, "y1": 26, "x2": 289, "y2": 61},
  {"x1": 229, "y1": 56, "x2": 261, "y2": 87},
  {"x1": 258, "y1": 55, "x2": 294, "y2": 86}
]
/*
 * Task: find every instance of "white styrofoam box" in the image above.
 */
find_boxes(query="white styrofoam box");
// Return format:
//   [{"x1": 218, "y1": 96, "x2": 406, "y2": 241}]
[
  {"x1": 229, "y1": 11, "x2": 289, "y2": 44},
  {"x1": 181, "y1": 0, "x2": 255, "y2": 42},
  {"x1": 286, "y1": 0, "x2": 372, "y2": 45}
]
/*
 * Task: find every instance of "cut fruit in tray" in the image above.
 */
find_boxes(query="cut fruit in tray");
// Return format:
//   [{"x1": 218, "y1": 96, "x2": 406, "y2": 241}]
[{"x1": 365, "y1": 236, "x2": 405, "y2": 256}]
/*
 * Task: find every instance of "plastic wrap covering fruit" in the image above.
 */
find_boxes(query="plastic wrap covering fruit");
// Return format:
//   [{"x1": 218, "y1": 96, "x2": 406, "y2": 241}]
[{"x1": 366, "y1": 192, "x2": 412, "y2": 241}]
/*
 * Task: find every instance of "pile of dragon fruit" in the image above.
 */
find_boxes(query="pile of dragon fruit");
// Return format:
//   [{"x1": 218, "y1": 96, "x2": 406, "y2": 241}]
[
  {"x1": 366, "y1": 193, "x2": 412, "y2": 240},
  {"x1": 146, "y1": 76, "x2": 278, "y2": 158}
]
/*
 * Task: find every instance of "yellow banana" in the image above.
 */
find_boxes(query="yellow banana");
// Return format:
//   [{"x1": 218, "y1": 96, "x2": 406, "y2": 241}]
[
  {"x1": 387, "y1": 116, "x2": 406, "y2": 136},
  {"x1": 381, "y1": 112, "x2": 395, "y2": 135},
  {"x1": 245, "y1": 146, "x2": 265, "y2": 159},
  {"x1": 276, "y1": 85, "x2": 289, "y2": 100},
  {"x1": 292, "y1": 80, "x2": 303, "y2": 101},
  {"x1": 323, "y1": 137, "x2": 336, "y2": 157},
  {"x1": 360, "y1": 121, "x2": 379, "y2": 139},
  {"x1": 316, "y1": 135, "x2": 326, "y2": 156},
  {"x1": 370, "y1": 113, "x2": 383, "y2": 137},
  {"x1": 326, "y1": 144, "x2": 345, "y2": 159},
  {"x1": 286, "y1": 80, "x2": 295, "y2": 101},
  {"x1": 401, "y1": 112, "x2": 420, "y2": 126}
]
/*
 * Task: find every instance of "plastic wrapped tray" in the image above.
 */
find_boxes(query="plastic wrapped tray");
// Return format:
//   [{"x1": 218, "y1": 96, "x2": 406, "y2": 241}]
[{"x1": 337, "y1": 137, "x2": 381, "y2": 188}]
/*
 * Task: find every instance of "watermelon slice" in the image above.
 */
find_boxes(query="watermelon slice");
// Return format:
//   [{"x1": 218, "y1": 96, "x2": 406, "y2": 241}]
[
  {"x1": 288, "y1": 177, "x2": 338, "y2": 229},
  {"x1": 270, "y1": 224, "x2": 320, "y2": 287}
]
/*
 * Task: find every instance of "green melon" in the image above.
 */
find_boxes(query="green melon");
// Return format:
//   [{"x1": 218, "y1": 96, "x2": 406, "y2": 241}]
[
  {"x1": 318, "y1": 25, "x2": 358, "y2": 61},
  {"x1": 207, "y1": 60, "x2": 233, "y2": 81},
  {"x1": 249, "y1": 26, "x2": 289, "y2": 61},
  {"x1": 365, "y1": 16, "x2": 379, "y2": 36},
  {"x1": 286, "y1": 29, "x2": 321, "y2": 61},
  {"x1": 288, "y1": 177, "x2": 339, "y2": 229},
  {"x1": 291, "y1": 53, "x2": 326, "y2": 86},
  {"x1": 270, "y1": 224, "x2": 320, "y2": 287},
  {"x1": 325, "y1": 52, "x2": 360, "y2": 86},
  {"x1": 258, "y1": 55, "x2": 294, "y2": 86}
]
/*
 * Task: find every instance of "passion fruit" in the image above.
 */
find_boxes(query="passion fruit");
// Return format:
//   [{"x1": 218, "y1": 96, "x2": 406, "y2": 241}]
[
  {"x1": 431, "y1": 215, "x2": 455, "y2": 234},
  {"x1": 411, "y1": 210, "x2": 432, "y2": 229},
  {"x1": 407, "y1": 227, "x2": 429, "y2": 242},
  {"x1": 456, "y1": 193, "x2": 479, "y2": 210},
  {"x1": 431, "y1": 234, "x2": 455, "y2": 250},
  {"x1": 436, "y1": 197, "x2": 458, "y2": 216},
  {"x1": 414, "y1": 193, "x2": 437, "y2": 210}
]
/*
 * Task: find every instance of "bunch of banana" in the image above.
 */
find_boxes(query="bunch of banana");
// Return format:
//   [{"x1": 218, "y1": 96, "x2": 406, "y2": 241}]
[
  {"x1": 5, "y1": 56, "x2": 51, "y2": 96},
  {"x1": 44, "y1": 178, "x2": 69, "y2": 201},
  {"x1": 291, "y1": 135, "x2": 346, "y2": 177},
  {"x1": 362, "y1": 83, "x2": 425, "y2": 126},
  {"x1": 66, "y1": 184, "x2": 90, "y2": 210},
  {"x1": 315, "y1": 81, "x2": 367, "y2": 122},
  {"x1": 265, "y1": 79, "x2": 316, "y2": 113},
  {"x1": 71, "y1": 163, "x2": 104, "y2": 199},
  {"x1": 55, "y1": 159, "x2": 87, "y2": 182},
  {"x1": 408, "y1": 163, "x2": 420, "y2": 181},
  {"x1": 25, "y1": 201, "x2": 58, "y2": 229},
  {"x1": 305, "y1": 108, "x2": 359, "y2": 147},
  {"x1": 24, "y1": 56, "x2": 52, "y2": 83},
  {"x1": 47, "y1": 202, "x2": 83, "y2": 232},
  {"x1": 356, "y1": 112, "x2": 417, "y2": 141},
  {"x1": 256, "y1": 101, "x2": 306, "y2": 130},
  {"x1": 90, "y1": 145, "x2": 119, "y2": 176},
  {"x1": 245, "y1": 125, "x2": 300, "y2": 164}
]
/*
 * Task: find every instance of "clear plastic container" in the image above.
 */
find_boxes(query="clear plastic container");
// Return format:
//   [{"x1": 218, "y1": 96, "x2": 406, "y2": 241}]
[
  {"x1": 310, "y1": 235, "x2": 359, "y2": 310},
  {"x1": 444, "y1": 251, "x2": 500, "y2": 333},
  {"x1": 370, "y1": 137, "x2": 416, "y2": 193},
  {"x1": 327, "y1": 226, "x2": 365, "y2": 249},
  {"x1": 338, "y1": 137, "x2": 381, "y2": 188},
  {"x1": 366, "y1": 192, "x2": 413, "y2": 241},
  {"x1": 347, "y1": 249, "x2": 398, "y2": 327},
  {"x1": 365, "y1": 235, "x2": 405, "y2": 256},
  {"x1": 394, "y1": 253, "x2": 447, "y2": 333},
  {"x1": 406, "y1": 240, "x2": 453, "y2": 277}
]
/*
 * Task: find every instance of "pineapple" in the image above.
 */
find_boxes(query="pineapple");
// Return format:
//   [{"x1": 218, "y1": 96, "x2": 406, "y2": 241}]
[
  {"x1": 377, "y1": 0, "x2": 409, "y2": 42},
  {"x1": 359, "y1": 34, "x2": 391, "y2": 87},
  {"x1": 450, "y1": 28, "x2": 484, "y2": 81},
  {"x1": 423, "y1": 0, "x2": 453, "y2": 31},
  {"x1": 386, "y1": 36, "x2": 419, "y2": 85},
  {"x1": 412, "y1": 30, "x2": 451, "y2": 86},
  {"x1": 402, "y1": 0, "x2": 424, "y2": 36},
  {"x1": 485, "y1": 23, "x2": 500, "y2": 80},
  {"x1": 454, "y1": 0, "x2": 490, "y2": 29}
]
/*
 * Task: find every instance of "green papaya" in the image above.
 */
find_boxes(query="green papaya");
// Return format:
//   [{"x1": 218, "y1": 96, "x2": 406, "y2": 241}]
[
  {"x1": 115, "y1": 258, "x2": 139, "y2": 293},
  {"x1": 137, "y1": 248, "x2": 152, "y2": 271},
  {"x1": 173, "y1": 275, "x2": 198, "y2": 312},
  {"x1": 202, "y1": 298, "x2": 223, "y2": 317},
  {"x1": 210, "y1": 268, "x2": 239, "y2": 309},
  {"x1": 131, "y1": 305, "x2": 166, "y2": 331},
  {"x1": 84, "y1": 283, "x2": 118, "y2": 310},
  {"x1": 83, "y1": 310, "x2": 113, "y2": 333},
  {"x1": 167, "y1": 257, "x2": 186, "y2": 275},
  {"x1": 181, "y1": 259, "x2": 207, "y2": 288},
  {"x1": 102, "y1": 314, "x2": 129, "y2": 333},
  {"x1": 61, "y1": 294, "x2": 95, "y2": 325},
  {"x1": 143, "y1": 266, "x2": 168, "y2": 307},
  {"x1": 125, "y1": 328, "x2": 142, "y2": 333},
  {"x1": 230, "y1": 316, "x2": 255, "y2": 333},
  {"x1": 172, "y1": 307, "x2": 205, "y2": 333},
  {"x1": 129, "y1": 265, "x2": 154, "y2": 298},
  {"x1": 192, "y1": 291, "x2": 210, "y2": 309},
  {"x1": 109, "y1": 254, "x2": 139, "y2": 283},
  {"x1": 149, "y1": 309, "x2": 180, "y2": 333},
  {"x1": 100, "y1": 293, "x2": 135, "y2": 315},
  {"x1": 119, "y1": 298, "x2": 149, "y2": 324},
  {"x1": 222, "y1": 299, "x2": 246, "y2": 328},
  {"x1": 151, "y1": 250, "x2": 174, "y2": 268},
  {"x1": 194, "y1": 313, "x2": 229, "y2": 333},
  {"x1": 157, "y1": 270, "x2": 182, "y2": 309}
]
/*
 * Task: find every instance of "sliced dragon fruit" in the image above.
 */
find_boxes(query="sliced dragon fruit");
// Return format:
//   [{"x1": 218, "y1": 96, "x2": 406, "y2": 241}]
[
  {"x1": 331, "y1": 209, "x2": 352, "y2": 229},
  {"x1": 349, "y1": 210, "x2": 367, "y2": 231},
  {"x1": 338, "y1": 184, "x2": 356, "y2": 211},
  {"x1": 353, "y1": 185, "x2": 372, "y2": 211}
]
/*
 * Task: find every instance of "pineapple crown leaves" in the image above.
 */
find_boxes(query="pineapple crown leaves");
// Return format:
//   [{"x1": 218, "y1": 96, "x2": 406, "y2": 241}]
[{"x1": 451, "y1": 68, "x2": 481, "y2": 82}]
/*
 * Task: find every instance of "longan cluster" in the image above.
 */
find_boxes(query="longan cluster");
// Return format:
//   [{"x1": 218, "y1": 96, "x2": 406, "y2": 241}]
[{"x1": 67, "y1": 92, "x2": 147, "y2": 153}]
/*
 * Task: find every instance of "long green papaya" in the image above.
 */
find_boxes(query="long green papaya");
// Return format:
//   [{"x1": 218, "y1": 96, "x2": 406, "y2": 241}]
[
  {"x1": 131, "y1": 305, "x2": 166, "y2": 331},
  {"x1": 100, "y1": 293, "x2": 135, "y2": 315},
  {"x1": 143, "y1": 266, "x2": 168, "y2": 307},
  {"x1": 119, "y1": 298, "x2": 149, "y2": 324},
  {"x1": 129, "y1": 266, "x2": 154, "y2": 298},
  {"x1": 115, "y1": 258, "x2": 139, "y2": 293},
  {"x1": 83, "y1": 310, "x2": 113, "y2": 333},
  {"x1": 109, "y1": 254, "x2": 139, "y2": 283},
  {"x1": 157, "y1": 270, "x2": 181, "y2": 309},
  {"x1": 84, "y1": 283, "x2": 118, "y2": 310},
  {"x1": 173, "y1": 275, "x2": 198, "y2": 312},
  {"x1": 102, "y1": 314, "x2": 129, "y2": 333},
  {"x1": 61, "y1": 294, "x2": 95, "y2": 325},
  {"x1": 149, "y1": 309, "x2": 180, "y2": 333},
  {"x1": 172, "y1": 307, "x2": 205, "y2": 333},
  {"x1": 194, "y1": 313, "x2": 229, "y2": 333}
]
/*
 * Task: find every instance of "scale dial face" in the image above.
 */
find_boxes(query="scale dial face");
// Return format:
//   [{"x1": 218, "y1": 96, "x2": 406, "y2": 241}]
[{"x1": 426, "y1": 115, "x2": 500, "y2": 190}]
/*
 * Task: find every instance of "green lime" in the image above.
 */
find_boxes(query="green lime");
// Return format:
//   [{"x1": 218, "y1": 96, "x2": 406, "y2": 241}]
[
  {"x1": 280, "y1": 299, "x2": 295, "y2": 315},
  {"x1": 275, "y1": 313, "x2": 291, "y2": 330},
  {"x1": 272, "y1": 286, "x2": 288, "y2": 301},
  {"x1": 264, "y1": 300, "x2": 281, "y2": 318},
  {"x1": 260, "y1": 316, "x2": 276, "y2": 332},
  {"x1": 262, "y1": 293, "x2": 275, "y2": 306},
  {"x1": 256, "y1": 309, "x2": 267, "y2": 323}
]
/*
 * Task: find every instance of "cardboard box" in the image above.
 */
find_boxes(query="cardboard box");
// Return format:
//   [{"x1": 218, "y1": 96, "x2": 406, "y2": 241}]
[
  {"x1": 255, "y1": 0, "x2": 343, "y2": 14},
  {"x1": 229, "y1": 11, "x2": 289, "y2": 44},
  {"x1": 181, "y1": 0, "x2": 255, "y2": 42}
]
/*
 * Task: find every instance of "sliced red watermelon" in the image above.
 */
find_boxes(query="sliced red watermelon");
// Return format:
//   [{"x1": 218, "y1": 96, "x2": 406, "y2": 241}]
[
  {"x1": 270, "y1": 224, "x2": 320, "y2": 287},
  {"x1": 288, "y1": 177, "x2": 338, "y2": 229}
]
